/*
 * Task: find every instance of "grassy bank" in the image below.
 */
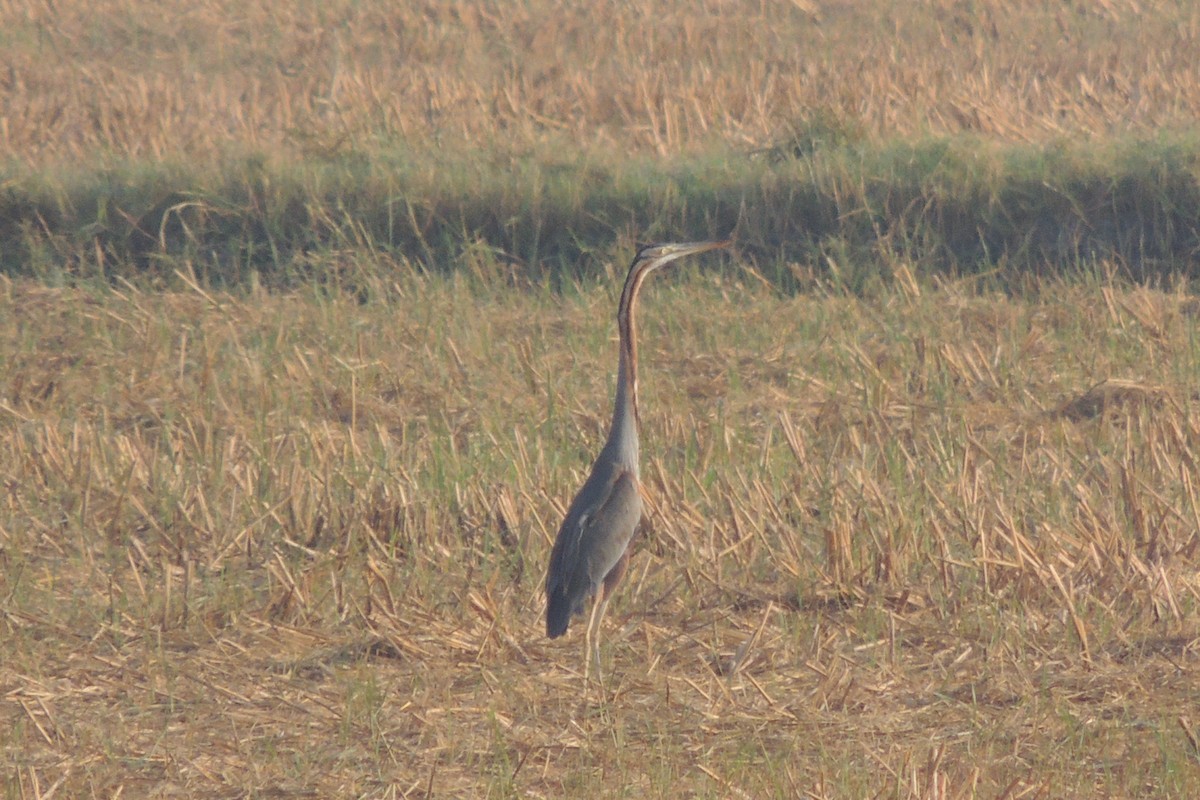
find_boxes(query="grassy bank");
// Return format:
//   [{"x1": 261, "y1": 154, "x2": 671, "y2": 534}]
[
  {"x1": 6, "y1": 0, "x2": 1200, "y2": 288},
  {"x1": 6, "y1": 132, "x2": 1200, "y2": 288}
]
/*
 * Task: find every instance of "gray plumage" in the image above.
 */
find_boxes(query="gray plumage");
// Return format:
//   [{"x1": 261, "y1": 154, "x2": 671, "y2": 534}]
[{"x1": 544, "y1": 240, "x2": 731, "y2": 676}]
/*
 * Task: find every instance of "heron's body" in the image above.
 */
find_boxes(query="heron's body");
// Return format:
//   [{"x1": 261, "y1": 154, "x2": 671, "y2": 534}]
[
  {"x1": 544, "y1": 240, "x2": 731, "y2": 677},
  {"x1": 544, "y1": 373, "x2": 641, "y2": 638}
]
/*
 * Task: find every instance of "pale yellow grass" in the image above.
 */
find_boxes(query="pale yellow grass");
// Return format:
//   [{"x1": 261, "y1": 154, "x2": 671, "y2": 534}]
[
  {"x1": 3, "y1": 0, "x2": 1200, "y2": 167},
  {"x1": 2, "y1": 263, "x2": 1199, "y2": 796}
]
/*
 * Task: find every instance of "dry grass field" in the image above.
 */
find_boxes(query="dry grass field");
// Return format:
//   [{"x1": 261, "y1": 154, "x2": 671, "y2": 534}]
[
  {"x1": 5, "y1": 0, "x2": 1200, "y2": 165},
  {"x1": 3, "y1": 0, "x2": 1200, "y2": 798},
  {"x1": 3, "y1": 266, "x2": 1200, "y2": 797}
]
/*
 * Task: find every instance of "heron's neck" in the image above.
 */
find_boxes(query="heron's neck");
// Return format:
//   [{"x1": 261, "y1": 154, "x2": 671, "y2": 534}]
[{"x1": 606, "y1": 324, "x2": 640, "y2": 468}]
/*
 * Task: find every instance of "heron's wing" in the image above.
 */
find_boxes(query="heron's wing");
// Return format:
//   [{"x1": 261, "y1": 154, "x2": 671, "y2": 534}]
[
  {"x1": 546, "y1": 462, "x2": 642, "y2": 598},
  {"x1": 572, "y1": 469, "x2": 642, "y2": 586}
]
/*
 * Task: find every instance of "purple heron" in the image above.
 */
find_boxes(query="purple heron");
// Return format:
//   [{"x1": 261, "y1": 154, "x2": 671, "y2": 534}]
[{"x1": 545, "y1": 240, "x2": 732, "y2": 678}]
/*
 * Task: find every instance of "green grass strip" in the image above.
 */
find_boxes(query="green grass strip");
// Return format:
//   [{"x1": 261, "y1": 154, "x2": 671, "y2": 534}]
[{"x1": 3, "y1": 132, "x2": 1200, "y2": 289}]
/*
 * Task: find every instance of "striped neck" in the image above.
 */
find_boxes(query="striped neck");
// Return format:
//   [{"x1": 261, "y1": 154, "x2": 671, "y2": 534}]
[{"x1": 605, "y1": 259, "x2": 646, "y2": 466}]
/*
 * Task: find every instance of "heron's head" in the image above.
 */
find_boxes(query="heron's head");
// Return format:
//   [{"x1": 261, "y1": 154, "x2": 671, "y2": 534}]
[
  {"x1": 618, "y1": 239, "x2": 733, "y2": 334},
  {"x1": 634, "y1": 239, "x2": 732, "y2": 274}
]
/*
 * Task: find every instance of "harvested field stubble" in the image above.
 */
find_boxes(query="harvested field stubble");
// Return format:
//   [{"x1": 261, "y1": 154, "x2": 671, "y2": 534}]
[
  {"x1": 4, "y1": 0, "x2": 1200, "y2": 164},
  {"x1": 2, "y1": 268, "x2": 1199, "y2": 796},
  {"x1": 4, "y1": 0, "x2": 1200, "y2": 795}
]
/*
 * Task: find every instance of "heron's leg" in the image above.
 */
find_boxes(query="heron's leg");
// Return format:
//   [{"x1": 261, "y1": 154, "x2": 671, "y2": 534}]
[
  {"x1": 590, "y1": 551, "x2": 629, "y2": 685},
  {"x1": 583, "y1": 592, "x2": 603, "y2": 683},
  {"x1": 602, "y1": 551, "x2": 631, "y2": 597},
  {"x1": 590, "y1": 594, "x2": 612, "y2": 684}
]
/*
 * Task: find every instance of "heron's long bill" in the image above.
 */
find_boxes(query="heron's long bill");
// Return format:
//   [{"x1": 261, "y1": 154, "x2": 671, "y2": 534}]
[{"x1": 658, "y1": 239, "x2": 732, "y2": 258}]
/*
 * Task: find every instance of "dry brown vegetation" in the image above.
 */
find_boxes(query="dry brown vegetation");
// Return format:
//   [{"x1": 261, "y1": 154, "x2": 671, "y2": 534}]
[
  {"x1": 4, "y1": 0, "x2": 1200, "y2": 797},
  {"x1": 4, "y1": 0, "x2": 1200, "y2": 166},
  {"x1": 6, "y1": 0, "x2": 1200, "y2": 285},
  {"x1": 2, "y1": 266, "x2": 1199, "y2": 797}
]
